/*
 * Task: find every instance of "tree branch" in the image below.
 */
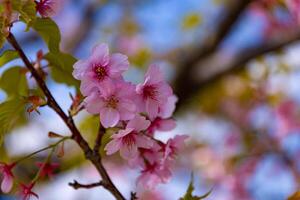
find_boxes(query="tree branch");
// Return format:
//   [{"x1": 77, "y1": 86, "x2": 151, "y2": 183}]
[
  {"x1": 69, "y1": 180, "x2": 105, "y2": 190},
  {"x1": 173, "y1": 0, "x2": 252, "y2": 98},
  {"x1": 175, "y1": 30, "x2": 300, "y2": 110},
  {"x1": 6, "y1": 33, "x2": 126, "y2": 200},
  {"x1": 63, "y1": 1, "x2": 101, "y2": 53}
]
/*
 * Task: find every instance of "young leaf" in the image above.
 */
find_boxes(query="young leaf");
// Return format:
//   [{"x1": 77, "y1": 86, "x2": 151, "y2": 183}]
[
  {"x1": 18, "y1": 0, "x2": 37, "y2": 25},
  {"x1": 44, "y1": 52, "x2": 79, "y2": 88},
  {"x1": 11, "y1": 0, "x2": 36, "y2": 27},
  {"x1": 180, "y1": 174, "x2": 212, "y2": 200},
  {"x1": 0, "y1": 98, "x2": 27, "y2": 146},
  {"x1": 0, "y1": 50, "x2": 19, "y2": 67},
  {"x1": 0, "y1": 67, "x2": 28, "y2": 98},
  {"x1": 32, "y1": 18, "x2": 60, "y2": 53}
]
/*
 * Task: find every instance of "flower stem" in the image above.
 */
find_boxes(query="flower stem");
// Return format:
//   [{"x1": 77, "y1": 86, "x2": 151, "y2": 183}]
[{"x1": 14, "y1": 137, "x2": 69, "y2": 165}]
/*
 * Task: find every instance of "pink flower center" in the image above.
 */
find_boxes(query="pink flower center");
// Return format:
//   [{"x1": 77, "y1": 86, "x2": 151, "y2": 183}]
[
  {"x1": 24, "y1": 188, "x2": 30, "y2": 194},
  {"x1": 106, "y1": 95, "x2": 119, "y2": 109},
  {"x1": 142, "y1": 85, "x2": 157, "y2": 100},
  {"x1": 122, "y1": 133, "x2": 136, "y2": 147},
  {"x1": 143, "y1": 162, "x2": 158, "y2": 173},
  {"x1": 93, "y1": 65, "x2": 108, "y2": 81}
]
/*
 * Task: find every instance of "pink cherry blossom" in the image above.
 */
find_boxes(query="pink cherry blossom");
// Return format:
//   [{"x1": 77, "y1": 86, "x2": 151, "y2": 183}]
[
  {"x1": 36, "y1": 162, "x2": 59, "y2": 179},
  {"x1": 274, "y1": 100, "x2": 300, "y2": 139},
  {"x1": 147, "y1": 117, "x2": 176, "y2": 135},
  {"x1": 136, "y1": 64, "x2": 173, "y2": 119},
  {"x1": 20, "y1": 183, "x2": 39, "y2": 200},
  {"x1": 0, "y1": 162, "x2": 15, "y2": 193},
  {"x1": 158, "y1": 95, "x2": 178, "y2": 118},
  {"x1": 128, "y1": 142, "x2": 162, "y2": 168},
  {"x1": 35, "y1": 0, "x2": 60, "y2": 18},
  {"x1": 85, "y1": 80, "x2": 136, "y2": 128},
  {"x1": 105, "y1": 116, "x2": 153, "y2": 159},
  {"x1": 147, "y1": 95, "x2": 177, "y2": 134},
  {"x1": 286, "y1": 0, "x2": 300, "y2": 23},
  {"x1": 137, "y1": 161, "x2": 172, "y2": 190},
  {"x1": 137, "y1": 190, "x2": 164, "y2": 200},
  {"x1": 73, "y1": 43, "x2": 129, "y2": 96},
  {"x1": 162, "y1": 135, "x2": 189, "y2": 162}
]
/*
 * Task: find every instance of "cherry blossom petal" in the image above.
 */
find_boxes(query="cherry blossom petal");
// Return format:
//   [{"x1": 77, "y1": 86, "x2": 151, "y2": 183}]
[
  {"x1": 108, "y1": 53, "x2": 129, "y2": 77},
  {"x1": 120, "y1": 145, "x2": 138, "y2": 160},
  {"x1": 105, "y1": 139, "x2": 122, "y2": 155},
  {"x1": 85, "y1": 93, "x2": 105, "y2": 114},
  {"x1": 136, "y1": 135, "x2": 153, "y2": 149},
  {"x1": 127, "y1": 116, "x2": 151, "y2": 131},
  {"x1": 146, "y1": 99, "x2": 159, "y2": 119},
  {"x1": 1, "y1": 175, "x2": 13, "y2": 193},
  {"x1": 72, "y1": 60, "x2": 89, "y2": 80},
  {"x1": 90, "y1": 43, "x2": 109, "y2": 66},
  {"x1": 145, "y1": 64, "x2": 164, "y2": 84},
  {"x1": 157, "y1": 119, "x2": 176, "y2": 132},
  {"x1": 100, "y1": 107, "x2": 120, "y2": 128},
  {"x1": 159, "y1": 95, "x2": 178, "y2": 118},
  {"x1": 113, "y1": 128, "x2": 134, "y2": 139},
  {"x1": 118, "y1": 100, "x2": 136, "y2": 120},
  {"x1": 156, "y1": 83, "x2": 172, "y2": 102},
  {"x1": 80, "y1": 79, "x2": 97, "y2": 96},
  {"x1": 137, "y1": 172, "x2": 161, "y2": 190}
]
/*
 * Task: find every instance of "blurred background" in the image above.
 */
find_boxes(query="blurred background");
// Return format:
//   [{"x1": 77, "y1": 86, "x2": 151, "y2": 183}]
[{"x1": 1, "y1": 0, "x2": 300, "y2": 199}]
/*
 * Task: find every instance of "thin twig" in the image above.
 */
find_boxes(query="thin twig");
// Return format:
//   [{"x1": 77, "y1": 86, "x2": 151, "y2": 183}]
[
  {"x1": 14, "y1": 137, "x2": 68, "y2": 165},
  {"x1": 173, "y1": 0, "x2": 253, "y2": 100},
  {"x1": 130, "y1": 192, "x2": 138, "y2": 200},
  {"x1": 69, "y1": 180, "x2": 104, "y2": 190},
  {"x1": 175, "y1": 30, "x2": 300, "y2": 110}
]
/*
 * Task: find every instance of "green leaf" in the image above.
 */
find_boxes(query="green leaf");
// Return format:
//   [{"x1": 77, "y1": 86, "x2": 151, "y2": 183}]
[
  {"x1": 0, "y1": 67, "x2": 28, "y2": 98},
  {"x1": 44, "y1": 52, "x2": 79, "y2": 88},
  {"x1": 32, "y1": 18, "x2": 61, "y2": 53},
  {"x1": 78, "y1": 115, "x2": 115, "y2": 156},
  {"x1": 180, "y1": 174, "x2": 212, "y2": 200},
  {"x1": 0, "y1": 98, "x2": 26, "y2": 146},
  {"x1": 19, "y1": 0, "x2": 36, "y2": 25},
  {"x1": 0, "y1": 50, "x2": 19, "y2": 67},
  {"x1": 11, "y1": 0, "x2": 21, "y2": 10},
  {"x1": 12, "y1": 0, "x2": 36, "y2": 26}
]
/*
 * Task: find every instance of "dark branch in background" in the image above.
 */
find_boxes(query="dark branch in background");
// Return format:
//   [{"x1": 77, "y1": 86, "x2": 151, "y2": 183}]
[
  {"x1": 175, "y1": 30, "x2": 300, "y2": 110},
  {"x1": 130, "y1": 192, "x2": 138, "y2": 200},
  {"x1": 6, "y1": 33, "x2": 126, "y2": 200},
  {"x1": 69, "y1": 180, "x2": 105, "y2": 190},
  {"x1": 173, "y1": 0, "x2": 252, "y2": 105},
  {"x1": 63, "y1": 1, "x2": 101, "y2": 53}
]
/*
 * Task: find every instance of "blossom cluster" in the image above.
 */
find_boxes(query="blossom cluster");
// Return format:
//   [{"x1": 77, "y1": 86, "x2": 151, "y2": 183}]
[
  {"x1": 73, "y1": 43, "x2": 188, "y2": 189},
  {"x1": 0, "y1": 161, "x2": 58, "y2": 199},
  {"x1": 250, "y1": 0, "x2": 300, "y2": 37},
  {"x1": 35, "y1": 0, "x2": 60, "y2": 18}
]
